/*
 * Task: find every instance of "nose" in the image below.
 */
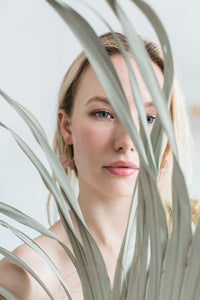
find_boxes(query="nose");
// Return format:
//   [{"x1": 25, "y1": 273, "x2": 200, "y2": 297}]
[{"x1": 113, "y1": 122, "x2": 135, "y2": 153}]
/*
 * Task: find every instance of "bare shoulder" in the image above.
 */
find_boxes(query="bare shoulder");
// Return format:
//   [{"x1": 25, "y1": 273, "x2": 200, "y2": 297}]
[
  {"x1": 0, "y1": 220, "x2": 82, "y2": 300},
  {"x1": 0, "y1": 252, "x2": 31, "y2": 300}
]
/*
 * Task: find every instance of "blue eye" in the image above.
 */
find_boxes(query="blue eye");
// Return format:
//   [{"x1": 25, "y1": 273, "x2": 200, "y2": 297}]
[
  {"x1": 93, "y1": 111, "x2": 113, "y2": 119},
  {"x1": 147, "y1": 115, "x2": 156, "y2": 124}
]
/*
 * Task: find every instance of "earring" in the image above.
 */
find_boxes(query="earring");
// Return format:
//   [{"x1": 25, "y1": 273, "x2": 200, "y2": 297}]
[
  {"x1": 58, "y1": 144, "x2": 76, "y2": 170},
  {"x1": 58, "y1": 153, "x2": 75, "y2": 170}
]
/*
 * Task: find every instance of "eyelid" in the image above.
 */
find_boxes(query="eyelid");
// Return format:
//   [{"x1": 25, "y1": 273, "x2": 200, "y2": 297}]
[
  {"x1": 90, "y1": 109, "x2": 156, "y2": 120},
  {"x1": 91, "y1": 109, "x2": 114, "y2": 119},
  {"x1": 147, "y1": 114, "x2": 156, "y2": 117},
  {"x1": 146, "y1": 114, "x2": 156, "y2": 124},
  {"x1": 92, "y1": 106, "x2": 113, "y2": 112}
]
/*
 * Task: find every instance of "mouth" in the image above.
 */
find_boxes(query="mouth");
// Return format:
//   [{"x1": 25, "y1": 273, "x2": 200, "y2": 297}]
[{"x1": 103, "y1": 161, "x2": 139, "y2": 177}]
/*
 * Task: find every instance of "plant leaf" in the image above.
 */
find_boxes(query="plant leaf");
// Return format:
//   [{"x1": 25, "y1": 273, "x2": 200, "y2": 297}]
[
  {"x1": 107, "y1": 1, "x2": 178, "y2": 160},
  {"x1": 159, "y1": 156, "x2": 192, "y2": 300},
  {"x1": 126, "y1": 174, "x2": 149, "y2": 300},
  {"x1": 132, "y1": 0, "x2": 174, "y2": 168},
  {"x1": 179, "y1": 217, "x2": 200, "y2": 300}
]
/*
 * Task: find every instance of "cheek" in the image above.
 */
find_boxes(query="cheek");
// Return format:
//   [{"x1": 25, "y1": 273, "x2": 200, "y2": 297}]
[{"x1": 73, "y1": 123, "x2": 111, "y2": 160}]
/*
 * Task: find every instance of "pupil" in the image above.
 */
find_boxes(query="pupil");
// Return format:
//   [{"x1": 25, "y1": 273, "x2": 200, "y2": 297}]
[
  {"x1": 101, "y1": 112, "x2": 107, "y2": 118},
  {"x1": 147, "y1": 116, "x2": 153, "y2": 124}
]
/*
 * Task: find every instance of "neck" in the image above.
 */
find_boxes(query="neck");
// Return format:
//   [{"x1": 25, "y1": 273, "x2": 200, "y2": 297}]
[
  {"x1": 72, "y1": 181, "x2": 134, "y2": 287},
  {"x1": 78, "y1": 184, "x2": 132, "y2": 250}
]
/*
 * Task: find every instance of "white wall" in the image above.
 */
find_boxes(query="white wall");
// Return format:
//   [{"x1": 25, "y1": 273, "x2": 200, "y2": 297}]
[{"x1": 0, "y1": 0, "x2": 200, "y2": 256}]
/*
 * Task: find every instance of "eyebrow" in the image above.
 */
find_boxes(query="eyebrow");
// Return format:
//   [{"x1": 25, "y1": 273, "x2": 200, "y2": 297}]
[
  {"x1": 144, "y1": 101, "x2": 156, "y2": 108},
  {"x1": 86, "y1": 96, "x2": 156, "y2": 109},
  {"x1": 85, "y1": 96, "x2": 111, "y2": 106}
]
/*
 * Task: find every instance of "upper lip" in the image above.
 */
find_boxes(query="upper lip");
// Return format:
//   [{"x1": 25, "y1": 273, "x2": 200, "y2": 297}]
[{"x1": 104, "y1": 160, "x2": 139, "y2": 169}]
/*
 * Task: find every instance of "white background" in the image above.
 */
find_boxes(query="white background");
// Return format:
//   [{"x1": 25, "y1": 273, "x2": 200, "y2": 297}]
[{"x1": 0, "y1": 0, "x2": 200, "y2": 257}]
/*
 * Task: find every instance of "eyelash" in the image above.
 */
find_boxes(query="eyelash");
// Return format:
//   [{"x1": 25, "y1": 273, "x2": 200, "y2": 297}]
[
  {"x1": 147, "y1": 115, "x2": 156, "y2": 125},
  {"x1": 91, "y1": 110, "x2": 114, "y2": 119},
  {"x1": 91, "y1": 110, "x2": 156, "y2": 124}
]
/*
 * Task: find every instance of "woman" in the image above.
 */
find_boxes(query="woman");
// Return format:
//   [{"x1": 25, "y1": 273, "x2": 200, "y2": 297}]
[{"x1": 0, "y1": 32, "x2": 195, "y2": 300}]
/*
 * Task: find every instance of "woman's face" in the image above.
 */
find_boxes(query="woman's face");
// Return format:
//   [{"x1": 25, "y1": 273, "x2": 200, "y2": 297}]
[{"x1": 59, "y1": 54, "x2": 164, "y2": 199}]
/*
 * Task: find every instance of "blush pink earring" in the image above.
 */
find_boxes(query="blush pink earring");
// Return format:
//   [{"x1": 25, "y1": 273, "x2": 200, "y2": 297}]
[
  {"x1": 58, "y1": 145, "x2": 76, "y2": 170},
  {"x1": 59, "y1": 143, "x2": 76, "y2": 171},
  {"x1": 58, "y1": 153, "x2": 75, "y2": 170}
]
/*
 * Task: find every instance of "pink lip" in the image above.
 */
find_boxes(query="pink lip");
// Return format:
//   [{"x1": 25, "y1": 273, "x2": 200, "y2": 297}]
[{"x1": 104, "y1": 160, "x2": 139, "y2": 177}]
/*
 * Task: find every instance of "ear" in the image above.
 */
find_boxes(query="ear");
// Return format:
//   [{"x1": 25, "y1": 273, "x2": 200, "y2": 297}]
[{"x1": 57, "y1": 109, "x2": 73, "y2": 145}]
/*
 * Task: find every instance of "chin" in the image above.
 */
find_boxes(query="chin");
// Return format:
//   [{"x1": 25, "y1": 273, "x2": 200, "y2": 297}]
[{"x1": 102, "y1": 184, "x2": 135, "y2": 199}]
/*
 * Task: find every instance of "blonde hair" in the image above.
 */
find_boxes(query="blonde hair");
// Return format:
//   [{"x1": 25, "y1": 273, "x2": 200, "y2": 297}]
[{"x1": 47, "y1": 32, "x2": 196, "y2": 229}]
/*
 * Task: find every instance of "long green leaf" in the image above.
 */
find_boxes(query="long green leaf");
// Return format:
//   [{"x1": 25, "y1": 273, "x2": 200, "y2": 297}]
[
  {"x1": 126, "y1": 174, "x2": 149, "y2": 300},
  {"x1": 107, "y1": 1, "x2": 178, "y2": 161},
  {"x1": 138, "y1": 167, "x2": 167, "y2": 300},
  {"x1": 111, "y1": 179, "x2": 138, "y2": 300},
  {"x1": 180, "y1": 218, "x2": 200, "y2": 300},
  {"x1": 0, "y1": 90, "x2": 83, "y2": 223},
  {"x1": 159, "y1": 156, "x2": 192, "y2": 300},
  {"x1": 59, "y1": 190, "x2": 111, "y2": 299},
  {"x1": 133, "y1": 0, "x2": 174, "y2": 100},
  {"x1": 76, "y1": 218, "x2": 111, "y2": 299},
  {"x1": 0, "y1": 121, "x2": 74, "y2": 234},
  {"x1": 132, "y1": 0, "x2": 174, "y2": 168}
]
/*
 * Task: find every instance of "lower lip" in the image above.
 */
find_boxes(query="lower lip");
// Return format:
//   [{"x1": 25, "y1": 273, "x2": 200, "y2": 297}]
[{"x1": 104, "y1": 167, "x2": 138, "y2": 176}]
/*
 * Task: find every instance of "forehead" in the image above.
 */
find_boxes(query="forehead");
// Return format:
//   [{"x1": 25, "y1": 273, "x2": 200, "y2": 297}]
[{"x1": 74, "y1": 54, "x2": 164, "y2": 107}]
